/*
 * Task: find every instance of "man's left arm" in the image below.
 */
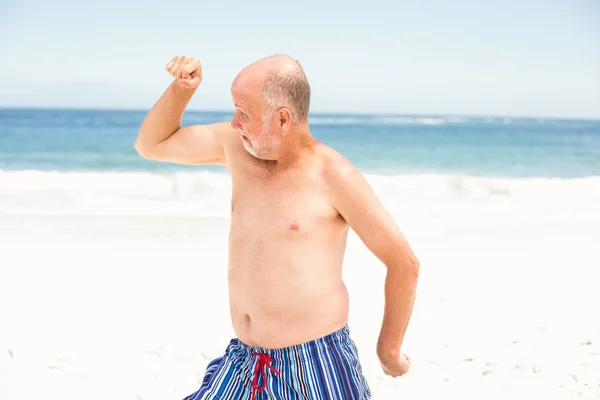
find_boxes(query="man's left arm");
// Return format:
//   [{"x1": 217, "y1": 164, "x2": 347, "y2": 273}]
[{"x1": 325, "y1": 157, "x2": 420, "y2": 376}]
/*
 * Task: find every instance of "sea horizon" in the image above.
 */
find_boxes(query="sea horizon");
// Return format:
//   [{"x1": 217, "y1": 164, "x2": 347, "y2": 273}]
[{"x1": 1, "y1": 106, "x2": 599, "y2": 123}]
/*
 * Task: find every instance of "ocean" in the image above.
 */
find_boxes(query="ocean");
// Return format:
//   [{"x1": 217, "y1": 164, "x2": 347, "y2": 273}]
[
  {"x1": 1, "y1": 108, "x2": 599, "y2": 177},
  {"x1": 1, "y1": 107, "x2": 599, "y2": 224}
]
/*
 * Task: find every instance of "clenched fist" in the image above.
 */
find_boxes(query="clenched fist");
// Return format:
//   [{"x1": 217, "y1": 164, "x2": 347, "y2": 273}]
[
  {"x1": 378, "y1": 351, "x2": 411, "y2": 378},
  {"x1": 166, "y1": 56, "x2": 202, "y2": 89}
]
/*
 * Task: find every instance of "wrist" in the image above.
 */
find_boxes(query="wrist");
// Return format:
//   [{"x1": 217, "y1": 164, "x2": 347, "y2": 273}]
[
  {"x1": 377, "y1": 341, "x2": 401, "y2": 361},
  {"x1": 172, "y1": 80, "x2": 199, "y2": 95}
]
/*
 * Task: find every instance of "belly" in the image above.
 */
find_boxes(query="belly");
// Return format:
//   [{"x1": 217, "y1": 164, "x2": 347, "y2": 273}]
[{"x1": 227, "y1": 225, "x2": 350, "y2": 348}]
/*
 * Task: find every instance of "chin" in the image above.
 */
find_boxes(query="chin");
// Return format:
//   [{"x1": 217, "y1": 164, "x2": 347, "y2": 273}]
[{"x1": 241, "y1": 138, "x2": 262, "y2": 158}]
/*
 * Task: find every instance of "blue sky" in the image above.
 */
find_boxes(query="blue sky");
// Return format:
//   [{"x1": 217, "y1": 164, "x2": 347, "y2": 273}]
[{"x1": 1, "y1": 0, "x2": 599, "y2": 119}]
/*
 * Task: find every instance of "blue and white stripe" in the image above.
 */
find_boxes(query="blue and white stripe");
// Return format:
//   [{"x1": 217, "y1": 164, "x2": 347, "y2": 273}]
[{"x1": 183, "y1": 325, "x2": 372, "y2": 400}]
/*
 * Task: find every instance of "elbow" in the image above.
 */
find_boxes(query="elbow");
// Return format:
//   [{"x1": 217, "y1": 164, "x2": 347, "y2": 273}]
[
  {"x1": 133, "y1": 141, "x2": 147, "y2": 158},
  {"x1": 387, "y1": 253, "x2": 420, "y2": 277},
  {"x1": 133, "y1": 138, "x2": 143, "y2": 152},
  {"x1": 134, "y1": 138, "x2": 154, "y2": 159},
  {"x1": 411, "y1": 256, "x2": 420, "y2": 276},
  {"x1": 404, "y1": 255, "x2": 420, "y2": 277},
  {"x1": 134, "y1": 126, "x2": 178, "y2": 159}
]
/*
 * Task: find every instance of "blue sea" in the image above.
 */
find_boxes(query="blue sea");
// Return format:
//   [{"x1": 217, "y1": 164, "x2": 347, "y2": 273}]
[
  {"x1": 1, "y1": 108, "x2": 599, "y2": 177},
  {"x1": 1, "y1": 107, "x2": 600, "y2": 224}
]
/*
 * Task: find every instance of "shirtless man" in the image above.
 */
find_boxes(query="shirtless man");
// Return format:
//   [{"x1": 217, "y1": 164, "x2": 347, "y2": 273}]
[{"x1": 135, "y1": 54, "x2": 420, "y2": 400}]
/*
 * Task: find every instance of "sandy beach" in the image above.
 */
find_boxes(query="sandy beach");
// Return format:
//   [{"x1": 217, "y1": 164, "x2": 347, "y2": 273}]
[{"x1": 1, "y1": 171, "x2": 599, "y2": 400}]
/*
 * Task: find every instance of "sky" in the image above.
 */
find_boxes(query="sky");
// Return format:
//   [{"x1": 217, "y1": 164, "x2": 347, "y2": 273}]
[{"x1": 1, "y1": 0, "x2": 599, "y2": 119}]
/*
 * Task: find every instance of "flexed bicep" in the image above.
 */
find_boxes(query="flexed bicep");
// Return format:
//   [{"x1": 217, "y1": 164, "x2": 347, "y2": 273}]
[{"x1": 137, "y1": 121, "x2": 234, "y2": 165}]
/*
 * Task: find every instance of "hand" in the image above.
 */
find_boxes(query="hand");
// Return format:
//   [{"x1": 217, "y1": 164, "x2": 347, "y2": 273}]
[
  {"x1": 378, "y1": 350, "x2": 411, "y2": 378},
  {"x1": 166, "y1": 56, "x2": 202, "y2": 89}
]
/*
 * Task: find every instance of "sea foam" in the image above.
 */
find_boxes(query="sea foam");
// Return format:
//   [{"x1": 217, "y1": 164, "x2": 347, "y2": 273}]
[{"x1": 2, "y1": 170, "x2": 599, "y2": 230}]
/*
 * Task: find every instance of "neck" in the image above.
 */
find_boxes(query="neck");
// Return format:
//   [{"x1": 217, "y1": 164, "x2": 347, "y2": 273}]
[{"x1": 264, "y1": 124, "x2": 314, "y2": 168}]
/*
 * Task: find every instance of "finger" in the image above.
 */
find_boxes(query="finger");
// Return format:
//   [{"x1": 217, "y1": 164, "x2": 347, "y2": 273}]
[
  {"x1": 167, "y1": 58, "x2": 179, "y2": 76},
  {"x1": 182, "y1": 61, "x2": 198, "y2": 79},
  {"x1": 177, "y1": 57, "x2": 192, "y2": 79},
  {"x1": 170, "y1": 56, "x2": 185, "y2": 76},
  {"x1": 181, "y1": 65, "x2": 192, "y2": 80},
  {"x1": 175, "y1": 57, "x2": 187, "y2": 79},
  {"x1": 174, "y1": 55, "x2": 186, "y2": 75},
  {"x1": 167, "y1": 59, "x2": 179, "y2": 76},
  {"x1": 190, "y1": 76, "x2": 201, "y2": 87},
  {"x1": 166, "y1": 57, "x2": 176, "y2": 71},
  {"x1": 191, "y1": 59, "x2": 202, "y2": 77},
  {"x1": 183, "y1": 55, "x2": 192, "y2": 65}
]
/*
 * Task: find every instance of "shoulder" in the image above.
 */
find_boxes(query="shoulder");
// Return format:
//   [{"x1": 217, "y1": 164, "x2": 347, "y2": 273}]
[
  {"x1": 315, "y1": 142, "x2": 367, "y2": 191},
  {"x1": 312, "y1": 142, "x2": 374, "y2": 209}
]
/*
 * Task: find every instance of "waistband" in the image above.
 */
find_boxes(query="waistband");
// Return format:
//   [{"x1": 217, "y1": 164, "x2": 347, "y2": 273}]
[{"x1": 231, "y1": 324, "x2": 353, "y2": 365}]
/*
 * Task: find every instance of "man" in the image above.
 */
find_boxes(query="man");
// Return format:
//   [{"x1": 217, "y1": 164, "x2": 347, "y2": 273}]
[{"x1": 134, "y1": 54, "x2": 420, "y2": 400}]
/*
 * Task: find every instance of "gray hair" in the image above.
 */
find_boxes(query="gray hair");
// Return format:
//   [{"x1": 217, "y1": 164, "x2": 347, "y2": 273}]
[{"x1": 260, "y1": 55, "x2": 311, "y2": 124}]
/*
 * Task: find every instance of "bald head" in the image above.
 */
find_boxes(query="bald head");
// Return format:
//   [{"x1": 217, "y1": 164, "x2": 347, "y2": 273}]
[{"x1": 235, "y1": 54, "x2": 311, "y2": 124}]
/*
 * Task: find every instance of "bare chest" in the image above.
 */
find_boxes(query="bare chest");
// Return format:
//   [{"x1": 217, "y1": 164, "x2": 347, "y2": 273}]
[{"x1": 230, "y1": 172, "x2": 337, "y2": 238}]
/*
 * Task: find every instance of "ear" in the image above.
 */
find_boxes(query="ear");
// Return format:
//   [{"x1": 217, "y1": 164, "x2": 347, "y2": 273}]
[{"x1": 278, "y1": 107, "x2": 292, "y2": 135}]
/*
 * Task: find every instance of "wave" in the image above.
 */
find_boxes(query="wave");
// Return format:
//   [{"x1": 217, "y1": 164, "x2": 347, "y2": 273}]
[
  {"x1": 128, "y1": 112, "x2": 514, "y2": 126},
  {"x1": 306, "y1": 115, "x2": 471, "y2": 126},
  {"x1": 304, "y1": 115, "x2": 600, "y2": 126},
  {"x1": 2, "y1": 170, "x2": 600, "y2": 228},
  {"x1": 305, "y1": 115, "x2": 568, "y2": 126},
  {"x1": 137, "y1": 113, "x2": 469, "y2": 126}
]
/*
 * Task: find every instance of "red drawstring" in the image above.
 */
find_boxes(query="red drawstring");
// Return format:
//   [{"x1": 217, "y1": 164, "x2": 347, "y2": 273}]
[{"x1": 251, "y1": 352, "x2": 280, "y2": 400}]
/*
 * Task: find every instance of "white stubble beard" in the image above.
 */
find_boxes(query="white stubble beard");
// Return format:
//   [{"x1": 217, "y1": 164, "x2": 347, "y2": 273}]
[
  {"x1": 241, "y1": 115, "x2": 278, "y2": 159},
  {"x1": 241, "y1": 134, "x2": 260, "y2": 158}
]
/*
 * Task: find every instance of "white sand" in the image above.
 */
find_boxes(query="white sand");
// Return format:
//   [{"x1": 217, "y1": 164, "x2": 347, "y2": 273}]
[{"x1": 1, "y1": 171, "x2": 599, "y2": 399}]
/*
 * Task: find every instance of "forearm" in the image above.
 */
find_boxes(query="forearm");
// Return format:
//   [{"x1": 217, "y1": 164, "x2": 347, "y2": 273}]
[
  {"x1": 135, "y1": 80, "x2": 197, "y2": 151},
  {"x1": 377, "y1": 261, "x2": 419, "y2": 357}
]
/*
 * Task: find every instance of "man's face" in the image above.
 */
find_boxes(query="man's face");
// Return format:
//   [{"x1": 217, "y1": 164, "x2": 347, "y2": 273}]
[{"x1": 231, "y1": 92, "x2": 281, "y2": 159}]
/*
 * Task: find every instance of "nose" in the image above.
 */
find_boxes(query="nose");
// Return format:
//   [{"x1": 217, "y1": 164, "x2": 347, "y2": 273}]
[{"x1": 231, "y1": 114, "x2": 242, "y2": 130}]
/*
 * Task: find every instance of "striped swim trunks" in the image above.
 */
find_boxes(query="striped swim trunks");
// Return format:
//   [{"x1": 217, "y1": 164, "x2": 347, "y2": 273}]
[{"x1": 182, "y1": 324, "x2": 372, "y2": 400}]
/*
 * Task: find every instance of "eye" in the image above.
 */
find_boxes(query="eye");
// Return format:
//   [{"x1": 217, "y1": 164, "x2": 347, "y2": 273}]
[{"x1": 240, "y1": 112, "x2": 247, "y2": 119}]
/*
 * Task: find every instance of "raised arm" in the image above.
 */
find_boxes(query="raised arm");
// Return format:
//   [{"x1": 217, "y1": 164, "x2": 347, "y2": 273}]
[
  {"x1": 134, "y1": 56, "x2": 233, "y2": 165},
  {"x1": 324, "y1": 151, "x2": 420, "y2": 378}
]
